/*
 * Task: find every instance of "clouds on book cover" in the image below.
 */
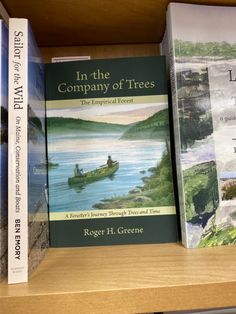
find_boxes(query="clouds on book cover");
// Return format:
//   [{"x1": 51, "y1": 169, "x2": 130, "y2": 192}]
[
  {"x1": 28, "y1": 23, "x2": 45, "y2": 123},
  {"x1": 172, "y1": 3, "x2": 236, "y2": 44},
  {"x1": 47, "y1": 102, "x2": 167, "y2": 125}
]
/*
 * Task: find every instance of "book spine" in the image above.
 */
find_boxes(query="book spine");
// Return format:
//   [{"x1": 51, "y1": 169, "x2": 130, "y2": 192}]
[
  {"x1": 0, "y1": 20, "x2": 8, "y2": 281},
  {"x1": 0, "y1": 20, "x2": 4, "y2": 281},
  {"x1": 164, "y1": 6, "x2": 189, "y2": 248},
  {"x1": 8, "y1": 18, "x2": 28, "y2": 284}
]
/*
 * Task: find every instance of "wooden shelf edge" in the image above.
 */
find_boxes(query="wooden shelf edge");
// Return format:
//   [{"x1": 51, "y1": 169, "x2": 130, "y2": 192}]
[
  {"x1": 1, "y1": 281, "x2": 236, "y2": 314},
  {"x1": 1, "y1": 243, "x2": 236, "y2": 313}
]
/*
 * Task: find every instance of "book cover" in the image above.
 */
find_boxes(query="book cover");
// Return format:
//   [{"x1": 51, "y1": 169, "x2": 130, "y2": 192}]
[
  {"x1": 46, "y1": 56, "x2": 178, "y2": 247},
  {"x1": 0, "y1": 20, "x2": 8, "y2": 281},
  {"x1": 166, "y1": 306, "x2": 236, "y2": 314},
  {"x1": 163, "y1": 3, "x2": 236, "y2": 248},
  {"x1": 8, "y1": 18, "x2": 49, "y2": 284}
]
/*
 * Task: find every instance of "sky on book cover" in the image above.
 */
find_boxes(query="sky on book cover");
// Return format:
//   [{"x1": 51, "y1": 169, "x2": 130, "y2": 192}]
[{"x1": 171, "y1": 4, "x2": 236, "y2": 43}]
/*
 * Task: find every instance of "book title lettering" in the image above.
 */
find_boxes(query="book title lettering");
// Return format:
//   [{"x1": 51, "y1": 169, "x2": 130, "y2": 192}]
[
  {"x1": 228, "y1": 70, "x2": 236, "y2": 153},
  {"x1": 57, "y1": 69, "x2": 156, "y2": 96},
  {"x1": 13, "y1": 30, "x2": 24, "y2": 110},
  {"x1": 229, "y1": 69, "x2": 236, "y2": 106},
  {"x1": 11, "y1": 30, "x2": 24, "y2": 264}
]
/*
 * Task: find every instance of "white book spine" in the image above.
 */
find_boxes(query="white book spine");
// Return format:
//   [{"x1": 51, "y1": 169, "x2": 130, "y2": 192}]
[{"x1": 8, "y1": 18, "x2": 28, "y2": 284}]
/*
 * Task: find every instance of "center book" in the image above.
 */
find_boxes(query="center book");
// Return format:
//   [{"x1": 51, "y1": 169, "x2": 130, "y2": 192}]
[{"x1": 45, "y1": 56, "x2": 178, "y2": 247}]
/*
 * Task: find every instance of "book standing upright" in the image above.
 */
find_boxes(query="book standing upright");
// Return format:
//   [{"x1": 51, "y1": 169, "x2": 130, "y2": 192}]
[
  {"x1": 8, "y1": 18, "x2": 49, "y2": 284},
  {"x1": 162, "y1": 3, "x2": 236, "y2": 248},
  {"x1": 0, "y1": 20, "x2": 8, "y2": 281},
  {"x1": 46, "y1": 56, "x2": 178, "y2": 247}
]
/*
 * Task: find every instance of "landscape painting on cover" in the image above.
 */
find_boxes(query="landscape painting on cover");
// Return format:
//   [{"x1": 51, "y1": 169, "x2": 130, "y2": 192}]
[
  {"x1": 27, "y1": 25, "x2": 49, "y2": 276},
  {"x1": 171, "y1": 3, "x2": 236, "y2": 247},
  {"x1": 47, "y1": 100, "x2": 175, "y2": 215}
]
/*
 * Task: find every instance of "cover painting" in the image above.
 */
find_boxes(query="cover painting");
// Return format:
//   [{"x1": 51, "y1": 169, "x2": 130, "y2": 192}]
[
  {"x1": 27, "y1": 24, "x2": 49, "y2": 277},
  {"x1": 166, "y1": 3, "x2": 236, "y2": 248},
  {"x1": 0, "y1": 21, "x2": 8, "y2": 281},
  {"x1": 46, "y1": 56, "x2": 178, "y2": 247}
]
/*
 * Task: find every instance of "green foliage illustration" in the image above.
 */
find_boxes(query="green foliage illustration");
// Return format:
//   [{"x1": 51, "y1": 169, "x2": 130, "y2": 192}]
[
  {"x1": 94, "y1": 140, "x2": 175, "y2": 210},
  {"x1": 183, "y1": 161, "x2": 219, "y2": 221},
  {"x1": 174, "y1": 40, "x2": 236, "y2": 57}
]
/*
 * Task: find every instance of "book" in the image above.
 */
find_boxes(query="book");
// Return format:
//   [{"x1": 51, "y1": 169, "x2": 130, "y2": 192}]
[
  {"x1": 8, "y1": 18, "x2": 49, "y2": 284},
  {"x1": 0, "y1": 2, "x2": 9, "y2": 26},
  {"x1": 161, "y1": 3, "x2": 236, "y2": 248},
  {"x1": 45, "y1": 56, "x2": 178, "y2": 247},
  {"x1": 0, "y1": 20, "x2": 8, "y2": 281},
  {"x1": 166, "y1": 306, "x2": 236, "y2": 314},
  {"x1": 51, "y1": 56, "x2": 90, "y2": 63}
]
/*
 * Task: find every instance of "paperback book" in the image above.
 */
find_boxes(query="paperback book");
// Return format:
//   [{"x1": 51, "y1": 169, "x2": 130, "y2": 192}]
[
  {"x1": 46, "y1": 56, "x2": 178, "y2": 247},
  {"x1": 0, "y1": 20, "x2": 8, "y2": 281},
  {"x1": 162, "y1": 3, "x2": 236, "y2": 248},
  {"x1": 8, "y1": 18, "x2": 49, "y2": 284},
  {"x1": 166, "y1": 306, "x2": 236, "y2": 314}
]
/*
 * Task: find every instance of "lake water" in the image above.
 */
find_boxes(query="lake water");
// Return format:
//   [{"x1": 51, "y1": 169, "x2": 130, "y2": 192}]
[
  {"x1": 28, "y1": 136, "x2": 48, "y2": 214},
  {"x1": 48, "y1": 133, "x2": 165, "y2": 212}
]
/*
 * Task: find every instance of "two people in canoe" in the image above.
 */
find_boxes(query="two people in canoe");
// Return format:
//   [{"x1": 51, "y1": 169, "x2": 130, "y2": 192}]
[
  {"x1": 69, "y1": 158, "x2": 119, "y2": 185},
  {"x1": 73, "y1": 156, "x2": 116, "y2": 178}
]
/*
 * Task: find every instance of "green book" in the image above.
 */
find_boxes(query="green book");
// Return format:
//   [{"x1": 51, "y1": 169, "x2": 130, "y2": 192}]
[{"x1": 45, "y1": 56, "x2": 178, "y2": 247}]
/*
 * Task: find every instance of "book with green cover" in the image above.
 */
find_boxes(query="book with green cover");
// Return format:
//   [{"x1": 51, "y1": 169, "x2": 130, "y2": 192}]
[{"x1": 46, "y1": 56, "x2": 178, "y2": 247}]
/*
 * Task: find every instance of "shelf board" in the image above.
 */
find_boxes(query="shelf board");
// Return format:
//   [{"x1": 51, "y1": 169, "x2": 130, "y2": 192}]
[
  {"x1": 40, "y1": 43, "x2": 160, "y2": 63},
  {"x1": 2, "y1": 0, "x2": 167, "y2": 46},
  {"x1": 1, "y1": 243, "x2": 236, "y2": 313},
  {"x1": 3, "y1": 0, "x2": 236, "y2": 47}
]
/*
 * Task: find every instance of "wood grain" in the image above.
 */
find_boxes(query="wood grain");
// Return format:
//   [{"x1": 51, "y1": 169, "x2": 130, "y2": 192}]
[
  {"x1": 2, "y1": 0, "x2": 236, "y2": 47},
  {"x1": 1, "y1": 244, "x2": 236, "y2": 313},
  {"x1": 40, "y1": 44, "x2": 160, "y2": 63}
]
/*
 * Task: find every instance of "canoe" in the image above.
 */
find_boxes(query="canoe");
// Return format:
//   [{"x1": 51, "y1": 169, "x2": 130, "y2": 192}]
[
  {"x1": 48, "y1": 161, "x2": 59, "y2": 169},
  {"x1": 33, "y1": 161, "x2": 59, "y2": 174},
  {"x1": 68, "y1": 161, "x2": 119, "y2": 185}
]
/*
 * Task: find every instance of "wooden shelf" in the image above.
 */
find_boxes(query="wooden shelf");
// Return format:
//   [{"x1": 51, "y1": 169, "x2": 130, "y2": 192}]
[
  {"x1": 3, "y1": 0, "x2": 236, "y2": 47},
  {"x1": 40, "y1": 43, "x2": 160, "y2": 63},
  {"x1": 2, "y1": 1, "x2": 236, "y2": 313},
  {"x1": 1, "y1": 243, "x2": 236, "y2": 314}
]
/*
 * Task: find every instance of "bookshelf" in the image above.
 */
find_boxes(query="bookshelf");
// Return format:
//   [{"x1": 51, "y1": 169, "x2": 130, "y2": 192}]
[
  {"x1": 1, "y1": 1, "x2": 236, "y2": 313},
  {"x1": 1, "y1": 244, "x2": 236, "y2": 314}
]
